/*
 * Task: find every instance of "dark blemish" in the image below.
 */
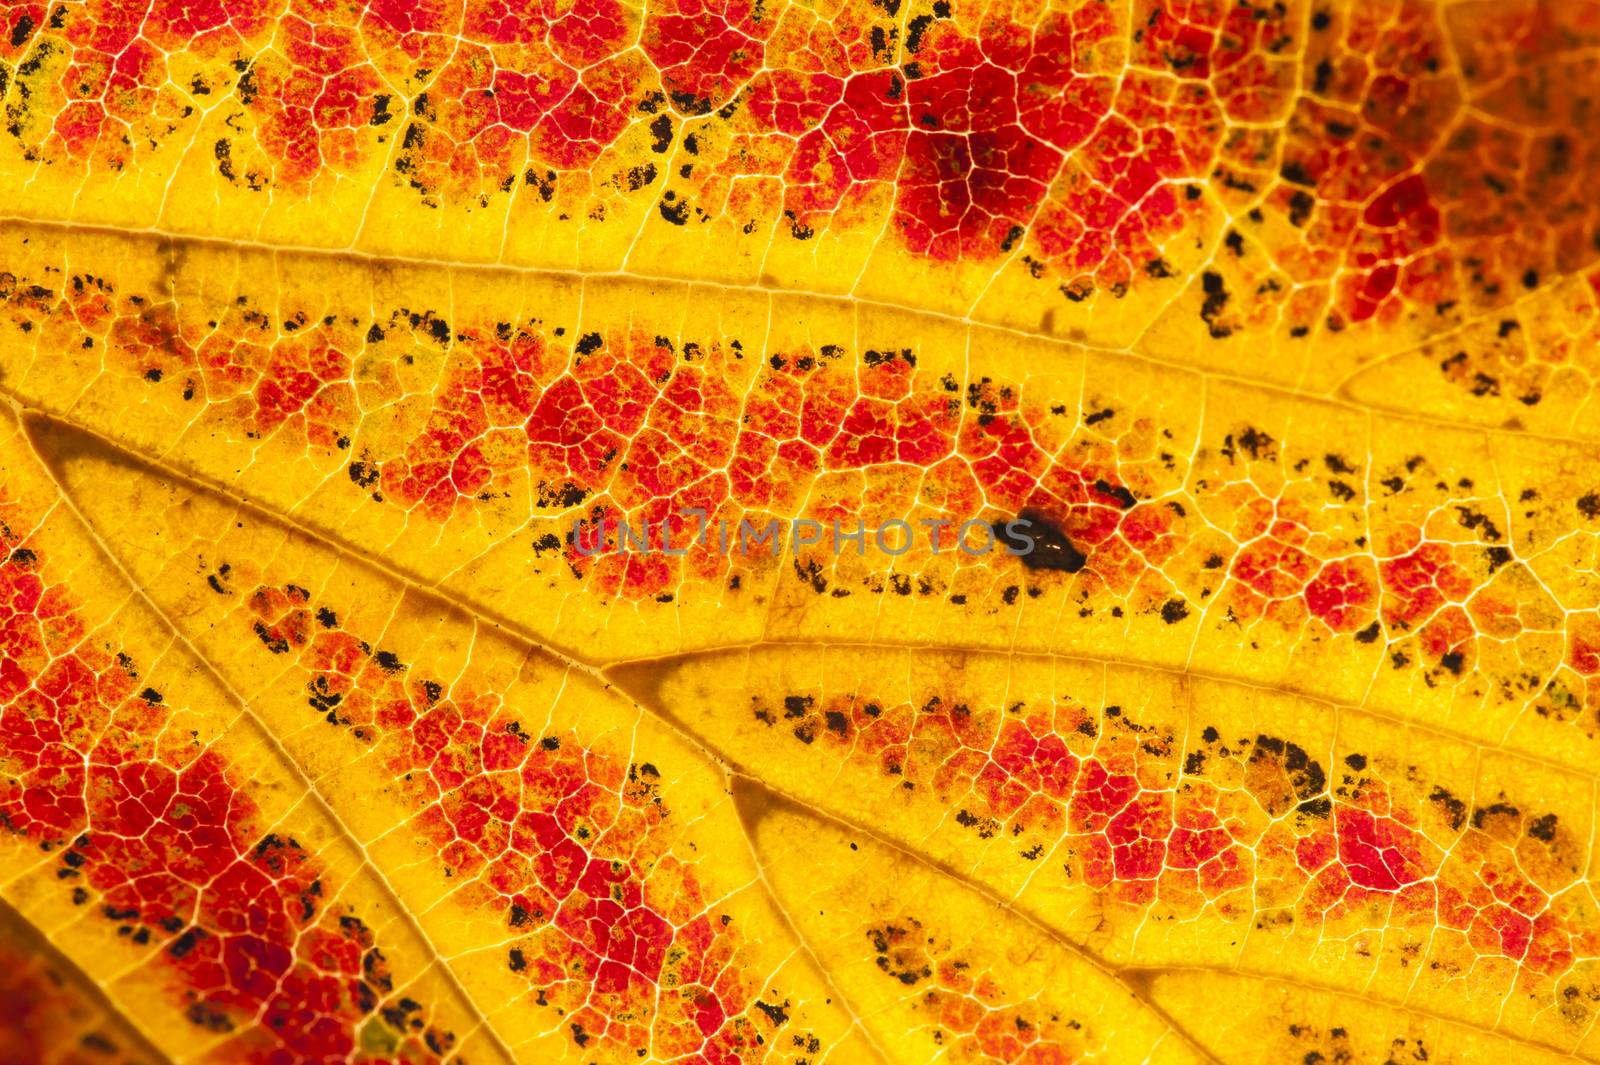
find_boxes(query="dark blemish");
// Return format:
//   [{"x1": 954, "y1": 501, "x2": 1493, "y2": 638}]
[
  {"x1": 366, "y1": 324, "x2": 384, "y2": 344},
  {"x1": 754, "y1": 1000, "x2": 791, "y2": 1026},
  {"x1": 253, "y1": 622, "x2": 289, "y2": 654},
  {"x1": 1439, "y1": 651, "x2": 1464, "y2": 675},
  {"x1": 169, "y1": 927, "x2": 204, "y2": 959},
  {"x1": 1280, "y1": 160, "x2": 1315, "y2": 187},
  {"x1": 1184, "y1": 751, "x2": 1206, "y2": 774},
  {"x1": 1015, "y1": 508, "x2": 1087, "y2": 573},
  {"x1": 1095, "y1": 479, "x2": 1137, "y2": 509},
  {"x1": 1472, "y1": 802, "x2": 1519, "y2": 829},
  {"x1": 624, "y1": 162, "x2": 656, "y2": 191},
  {"x1": 1353, "y1": 621, "x2": 1381, "y2": 644},
  {"x1": 508, "y1": 948, "x2": 526, "y2": 972},
  {"x1": 1297, "y1": 797, "x2": 1332, "y2": 817},
  {"x1": 10, "y1": 14, "x2": 35, "y2": 47},
  {"x1": 540, "y1": 736, "x2": 561, "y2": 751},
  {"x1": 659, "y1": 195, "x2": 690, "y2": 224},
  {"x1": 316, "y1": 606, "x2": 338, "y2": 628},
  {"x1": 1522, "y1": 269, "x2": 1540, "y2": 289},
  {"x1": 374, "y1": 650, "x2": 406, "y2": 673},
  {"x1": 1528, "y1": 813, "x2": 1558, "y2": 841},
  {"x1": 211, "y1": 137, "x2": 237, "y2": 183},
  {"x1": 1429, "y1": 787, "x2": 1467, "y2": 831},
  {"x1": 348, "y1": 461, "x2": 381, "y2": 489},
  {"x1": 139, "y1": 687, "x2": 163, "y2": 705},
  {"x1": 1084, "y1": 407, "x2": 1115, "y2": 425},
  {"x1": 185, "y1": 1003, "x2": 234, "y2": 1033},
  {"x1": 824, "y1": 711, "x2": 849, "y2": 735},
  {"x1": 1313, "y1": 58, "x2": 1333, "y2": 92},
  {"x1": 1200, "y1": 272, "x2": 1231, "y2": 338},
  {"x1": 1344, "y1": 753, "x2": 1366, "y2": 770},
  {"x1": 1288, "y1": 190, "x2": 1315, "y2": 227},
  {"x1": 1577, "y1": 494, "x2": 1600, "y2": 520},
  {"x1": 1160, "y1": 599, "x2": 1190, "y2": 624}
]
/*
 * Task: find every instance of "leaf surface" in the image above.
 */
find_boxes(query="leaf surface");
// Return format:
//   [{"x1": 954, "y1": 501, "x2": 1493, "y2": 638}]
[{"x1": 3, "y1": 0, "x2": 1600, "y2": 1061}]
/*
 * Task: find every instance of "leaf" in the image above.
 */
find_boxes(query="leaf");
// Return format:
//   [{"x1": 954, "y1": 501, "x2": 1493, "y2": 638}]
[{"x1": 2, "y1": 0, "x2": 1599, "y2": 1061}]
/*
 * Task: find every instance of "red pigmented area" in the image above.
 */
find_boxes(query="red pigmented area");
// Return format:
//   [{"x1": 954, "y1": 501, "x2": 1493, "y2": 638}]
[
  {"x1": 764, "y1": 686, "x2": 1589, "y2": 979},
  {"x1": 244, "y1": 584, "x2": 799, "y2": 1061},
  {"x1": 0, "y1": 525, "x2": 446, "y2": 1064},
  {"x1": 863, "y1": 917, "x2": 1087, "y2": 1062},
  {"x1": 642, "y1": 0, "x2": 771, "y2": 116},
  {"x1": 7, "y1": 0, "x2": 1596, "y2": 323}
]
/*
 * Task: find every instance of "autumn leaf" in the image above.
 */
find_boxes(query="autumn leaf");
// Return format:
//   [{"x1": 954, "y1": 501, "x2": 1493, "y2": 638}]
[{"x1": 3, "y1": 0, "x2": 1600, "y2": 1062}]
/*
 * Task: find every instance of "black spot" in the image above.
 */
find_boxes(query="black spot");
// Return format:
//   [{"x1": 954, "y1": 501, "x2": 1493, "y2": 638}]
[
  {"x1": 1160, "y1": 599, "x2": 1190, "y2": 624},
  {"x1": 1013, "y1": 508, "x2": 1086, "y2": 573},
  {"x1": 1528, "y1": 813, "x2": 1558, "y2": 842},
  {"x1": 1353, "y1": 621, "x2": 1382, "y2": 644},
  {"x1": 1200, "y1": 271, "x2": 1231, "y2": 338},
  {"x1": 623, "y1": 162, "x2": 657, "y2": 191},
  {"x1": 252, "y1": 621, "x2": 289, "y2": 655},
  {"x1": 754, "y1": 999, "x2": 791, "y2": 1026},
  {"x1": 508, "y1": 948, "x2": 526, "y2": 972},
  {"x1": 348, "y1": 462, "x2": 381, "y2": 488},
  {"x1": 1287, "y1": 189, "x2": 1315, "y2": 227},
  {"x1": 169, "y1": 927, "x2": 205, "y2": 959},
  {"x1": 1344, "y1": 753, "x2": 1366, "y2": 770},
  {"x1": 10, "y1": 14, "x2": 35, "y2": 47},
  {"x1": 1472, "y1": 802, "x2": 1519, "y2": 829},
  {"x1": 1429, "y1": 787, "x2": 1467, "y2": 831},
  {"x1": 1094, "y1": 479, "x2": 1137, "y2": 509}
]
